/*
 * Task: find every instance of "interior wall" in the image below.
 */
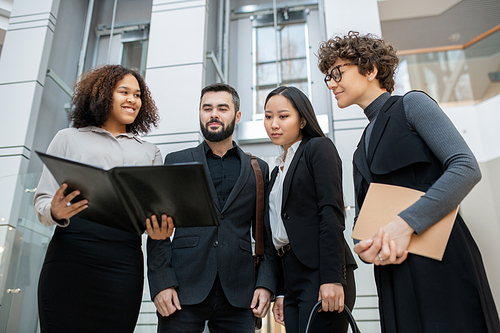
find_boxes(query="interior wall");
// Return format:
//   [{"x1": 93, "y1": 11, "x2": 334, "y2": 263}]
[
  {"x1": 28, "y1": 0, "x2": 89, "y2": 174},
  {"x1": 460, "y1": 156, "x2": 500, "y2": 313}
]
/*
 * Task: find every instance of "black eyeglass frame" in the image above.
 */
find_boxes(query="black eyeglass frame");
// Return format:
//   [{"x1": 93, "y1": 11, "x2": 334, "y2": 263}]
[{"x1": 324, "y1": 63, "x2": 357, "y2": 87}]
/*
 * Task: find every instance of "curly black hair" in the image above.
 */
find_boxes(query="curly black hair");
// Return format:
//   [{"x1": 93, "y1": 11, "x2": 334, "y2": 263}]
[
  {"x1": 69, "y1": 64, "x2": 159, "y2": 135},
  {"x1": 317, "y1": 31, "x2": 399, "y2": 93}
]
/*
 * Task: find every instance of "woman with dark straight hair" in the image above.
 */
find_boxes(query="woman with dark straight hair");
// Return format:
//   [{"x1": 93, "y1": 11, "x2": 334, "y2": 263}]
[
  {"x1": 263, "y1": 86, "x2": 357, "y2": 333},
  {"x1": 34, "y1": 64, "x2": 173, "y2": 332},
  {"x1": 265, "y1": 86, "x2": 325, "y2": 139}
]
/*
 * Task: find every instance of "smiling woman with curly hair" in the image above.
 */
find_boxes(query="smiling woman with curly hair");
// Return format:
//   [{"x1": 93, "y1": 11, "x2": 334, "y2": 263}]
[
  {"x1": 69, "y1": 64, "x2": 159, "y2": 134},
  {"x1": 34, "y1": 64, "x2": 173, "y2": 332}
]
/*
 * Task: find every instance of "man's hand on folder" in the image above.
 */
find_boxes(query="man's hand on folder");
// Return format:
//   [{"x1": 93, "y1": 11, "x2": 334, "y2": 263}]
[
  {"x1": 146, "y1": 214, "x2": 174, "y2": 240},
  {"x1": 51, "y1": 183, "x2": 88, "y2": 221}
]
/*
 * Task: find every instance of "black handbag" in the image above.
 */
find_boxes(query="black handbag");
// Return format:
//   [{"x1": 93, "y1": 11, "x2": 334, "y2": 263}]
[{"x1": 305, "y1": 300, "x2": 361, "y2": 333}]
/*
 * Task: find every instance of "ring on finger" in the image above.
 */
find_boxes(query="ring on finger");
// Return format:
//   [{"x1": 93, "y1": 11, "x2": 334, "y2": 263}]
[{"x1": 378, "y1": 254, "x2": 384, "y2": 261}]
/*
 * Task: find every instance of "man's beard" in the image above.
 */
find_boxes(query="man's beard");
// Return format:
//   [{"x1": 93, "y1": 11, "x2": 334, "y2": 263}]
[{"x1": 200, "y1": 117, "x2": 236, "y2": 142}]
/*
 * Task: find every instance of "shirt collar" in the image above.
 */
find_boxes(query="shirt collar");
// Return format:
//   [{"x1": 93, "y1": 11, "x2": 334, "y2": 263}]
[
  {"x1": 275, "y1": 140, "x2": 302, "y2": 167},
  {"x1": 78, "y1": 126, "x2": 143, "y2": 144},
  {"x1": 203, "y1": 140, "x2": 239, "y2": 157}
]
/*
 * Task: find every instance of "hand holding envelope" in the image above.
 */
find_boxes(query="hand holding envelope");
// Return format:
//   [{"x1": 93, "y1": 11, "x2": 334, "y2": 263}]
[{"x1": 352, "y1": 183, "x2": 459, "y2": 261}]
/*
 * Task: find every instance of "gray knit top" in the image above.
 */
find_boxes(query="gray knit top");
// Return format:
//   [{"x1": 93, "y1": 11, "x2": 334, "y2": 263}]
[{"x1": 359, "y1": 91, "x2": 481, "y2": 235}]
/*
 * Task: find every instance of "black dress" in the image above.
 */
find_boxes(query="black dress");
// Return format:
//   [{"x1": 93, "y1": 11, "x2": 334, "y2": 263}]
[
  {"x1": 38, "y1": 217, "x2": 143, "y2": 332},
  {"x1": 353, "y1": 94, "x2": 500, "y2": 332}
]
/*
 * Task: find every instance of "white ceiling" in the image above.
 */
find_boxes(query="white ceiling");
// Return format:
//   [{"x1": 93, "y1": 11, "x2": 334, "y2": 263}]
[
  {"x1": 378, "y1": 0, "x2": 462, "y2": 21},
  {"x1": 380, "y1": 0, "x2": 500, "y2": 50}
]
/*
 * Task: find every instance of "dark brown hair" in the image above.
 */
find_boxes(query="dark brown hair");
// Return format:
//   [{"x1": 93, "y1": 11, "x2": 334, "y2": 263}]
[
  {"x1": 317, "y1": 31, "x2": 399, "y2": 93},
  {"x1": 69, "y1": 64, "x2": 159, "y2": 135},
  {"x1": 200, "y1": 83, "x2": 240, "y2": 112}
]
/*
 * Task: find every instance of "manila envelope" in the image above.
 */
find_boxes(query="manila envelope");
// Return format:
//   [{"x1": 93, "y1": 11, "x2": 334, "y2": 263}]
[{"x1": 351, "y1": 183, "x2": 458, "y2": 261}]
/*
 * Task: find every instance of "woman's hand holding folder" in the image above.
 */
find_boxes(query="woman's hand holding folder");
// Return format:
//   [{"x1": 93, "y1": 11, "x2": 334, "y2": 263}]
[
  {"x1": 51, "y1": 183, "x2": 174, "y2": 240},
  {"x1": 354, "y1": 229, "x2": 408, "y2": 266},
  {"x1": 51, "y1": 183, "x2": 89, "y2": 221}
]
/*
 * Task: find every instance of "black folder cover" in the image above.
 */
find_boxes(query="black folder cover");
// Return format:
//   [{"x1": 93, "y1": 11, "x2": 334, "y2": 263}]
[{"x1": 36, "y1": 151, "x2": 219, "y2": 235}]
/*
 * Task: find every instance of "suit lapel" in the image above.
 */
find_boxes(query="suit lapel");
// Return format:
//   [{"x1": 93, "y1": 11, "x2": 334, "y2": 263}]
[
  {"x1": 281, "y1": 137, "x2": 309, "y2": 210},
  {"x1": 268, "y1": 166, "x2": 278, "y2": 195},
  {"x1": 221, "y1": 146, "x2": 251, "y2": 213},
  {"x1": 192, "y1": 144, "x2": 221, "y2": 212},
  {"x1": 366, "y1": 96, "x2": 399, "y2": 166},
  {"x1": 264, "y1": 166, "x2": 279, "y2": 231},
  {"x1": 353, "y1": 130, "x2": 373, "y2": 186}
]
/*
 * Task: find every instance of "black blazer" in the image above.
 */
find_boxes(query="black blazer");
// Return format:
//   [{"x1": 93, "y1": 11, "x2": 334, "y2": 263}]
[
  {"x1": 265, "y1": 137, "x2": 357, "y2": 289},
  {"x1": 147, "y1": 142, "x2": 277, "y2": 308}
]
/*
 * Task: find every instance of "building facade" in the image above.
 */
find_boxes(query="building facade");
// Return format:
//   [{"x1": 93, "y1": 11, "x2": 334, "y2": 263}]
[{"x1": 0, "y1": 0, "x2": 499, "y2": 332}]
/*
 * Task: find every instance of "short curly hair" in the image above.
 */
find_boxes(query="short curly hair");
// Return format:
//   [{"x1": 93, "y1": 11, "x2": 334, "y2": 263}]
[
  {"x1": 317, "y1": 31, "x2": 399, "y2": 93},
  {"x1": 69, "y1": 64, "x2": 159, "y2": 135}
]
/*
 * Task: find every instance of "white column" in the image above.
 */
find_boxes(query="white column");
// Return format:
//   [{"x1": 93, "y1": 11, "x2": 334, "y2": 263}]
[
  {"x1": 144, "y1": 0, "x2": 209, "y2": 156},
  {"x1": 0, "y1": 0, "x2": 61, "y2": 304},
  {"x1": 322, "y1": 1, "x2": 382, "y2": 331}
]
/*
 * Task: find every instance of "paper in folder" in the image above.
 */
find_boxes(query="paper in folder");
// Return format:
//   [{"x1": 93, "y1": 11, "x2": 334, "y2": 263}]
[
  {"x1": 351, "y1": 183, "x2": 458, "y2": 261},
  {"x1": 36, "y1": 151, "x2": 219, "y2": 235}
]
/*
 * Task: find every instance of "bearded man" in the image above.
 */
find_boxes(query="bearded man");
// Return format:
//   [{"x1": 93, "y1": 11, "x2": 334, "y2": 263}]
[{"x1": 147, "y1": 83, "x2": 277, "y2": 333}]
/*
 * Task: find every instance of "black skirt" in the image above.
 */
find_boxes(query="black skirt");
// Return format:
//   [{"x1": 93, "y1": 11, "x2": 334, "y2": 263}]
[
  {"x1": 38, "y1": 216, "x2": 144, "y2": 333},
  {"x1": 375, "y1": 214, "x2": 500, "y2": 333}
]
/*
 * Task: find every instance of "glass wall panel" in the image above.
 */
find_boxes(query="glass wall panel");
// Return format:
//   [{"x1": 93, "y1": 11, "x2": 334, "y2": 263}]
[
  {"x1": 281, "y1": 59, "x2": 307, "y2": 81},
  {"x1": 254, "y1": 21, "x2": 309, "y2": 114},
  {"x1": 395, "y1": 29, "x2": 500, "y2": 106},
  {"x1": 281, "y1": 24, "x2": 306, "y2": 58},
  {"x1": 257, "y1": 63, "x2": 279, "y2": 86},
  {"x1": 256, "y1": 26, "x2": 277, "y2": 62},
  {"x1": 122, "y1": 40, "x2": 148, "y2": 77}
]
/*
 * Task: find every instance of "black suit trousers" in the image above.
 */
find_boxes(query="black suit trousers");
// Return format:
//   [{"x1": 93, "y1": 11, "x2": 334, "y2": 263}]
[
  {"x1": 281, "y1": 248, "x2": 355, "y2": 333},
  {"x1": 157, "y1": 274, "x2": 254, "y2": 333}
]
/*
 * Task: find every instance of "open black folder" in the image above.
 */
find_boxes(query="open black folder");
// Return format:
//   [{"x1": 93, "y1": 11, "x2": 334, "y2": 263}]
[{"x1": 36, "y1": 151, "x2": 219, "y2": 235}]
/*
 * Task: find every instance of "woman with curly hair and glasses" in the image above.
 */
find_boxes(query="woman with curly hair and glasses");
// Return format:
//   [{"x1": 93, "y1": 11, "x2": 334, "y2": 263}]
[
  {"x1": 34, "y1": 64, "x2": 173, "y2": 332},
  {"x1": 317, "y1": 31, "x2": 500, "y2": 332}
]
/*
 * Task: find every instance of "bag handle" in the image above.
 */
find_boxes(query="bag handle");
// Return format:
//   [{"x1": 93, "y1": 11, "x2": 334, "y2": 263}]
[
  {"x1": 305, "y1": 301, "x2": 361, "y2": 333},
  {"x1": 249, "y1": 155, "x2": 264, "y2": 330},
  {"x1": 250, "y1": 155, "x2": 264, "y2": 259}
]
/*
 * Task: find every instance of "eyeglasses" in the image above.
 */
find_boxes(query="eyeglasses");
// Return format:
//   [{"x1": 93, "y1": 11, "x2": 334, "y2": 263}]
[{"x1": 324, "y1": 63, "x2": 357, "y2": 87}]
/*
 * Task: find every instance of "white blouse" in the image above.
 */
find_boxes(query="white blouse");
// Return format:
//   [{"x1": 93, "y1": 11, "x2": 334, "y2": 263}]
[
  {"x1": 34, "y1": 126, "x2": 163, "y2": 227},
  {"x1": 269, "y1": 140, "x2": 302, "y2": 250}
]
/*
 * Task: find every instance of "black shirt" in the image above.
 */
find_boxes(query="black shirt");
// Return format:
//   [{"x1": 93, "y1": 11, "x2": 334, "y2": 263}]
[{"x1": 203, "y1": 141, "x2": 241, "y2": 209}]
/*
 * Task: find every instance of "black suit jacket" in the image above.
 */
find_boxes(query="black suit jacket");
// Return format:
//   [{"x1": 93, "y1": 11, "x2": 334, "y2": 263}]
[
  {"x1": 265, "y1": 137, "x2": 357, "y2": 292},
  {"x1": 147, "y1": 142, "x2": 277, "y2": 308}
]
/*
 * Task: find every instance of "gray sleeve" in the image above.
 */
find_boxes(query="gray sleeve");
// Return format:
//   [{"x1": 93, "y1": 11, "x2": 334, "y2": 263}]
[
  {"x1": 398, "y1": 91, "x2": 481, "y2": 234},
  {"x1": 33, "y1": 130, "x2": 70, "y2": 227}
]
